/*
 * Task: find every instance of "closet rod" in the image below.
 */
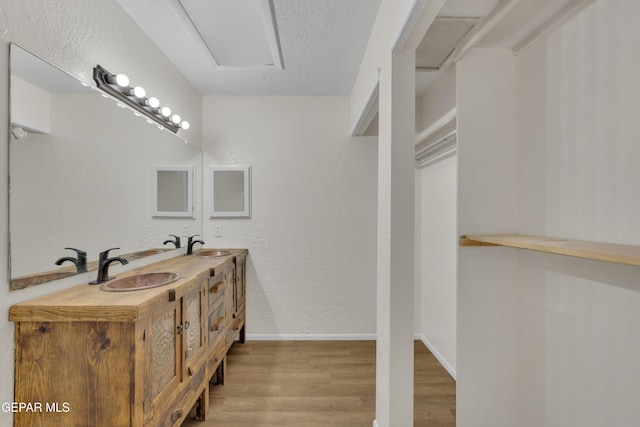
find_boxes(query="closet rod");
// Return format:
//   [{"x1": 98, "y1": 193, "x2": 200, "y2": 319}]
[{"x1": 415, "y1": 129, "x2": 457, "y2": 158}]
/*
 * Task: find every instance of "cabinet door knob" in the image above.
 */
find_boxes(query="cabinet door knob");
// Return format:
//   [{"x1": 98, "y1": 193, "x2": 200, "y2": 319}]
[
  {"x1": 171, "y1": 409, "x2": 184, "y2": 422},
  {"x1": 185, "y1": 320, "x2": 190, "y2": 330},
  {"x1": 177, "y1": 324, "x2": 183, "y2": 335}
]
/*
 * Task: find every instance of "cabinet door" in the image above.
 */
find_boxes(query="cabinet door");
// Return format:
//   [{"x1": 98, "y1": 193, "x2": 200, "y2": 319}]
[
  {"x1": 208, "y1": 272, "x2": 225, "y2": 308},
  {"x1": 208, "y1": 301, "x2": 225, "y2": 346},
  {"x1": 235, "y1": 256, "x2": 245, "y2": 312},
  {"x1": 225, "y1": 264, "x2": 235, "y2": 319},
  {"x1": 148, "y1": 299, "x2": 181, "y2": 407},
  {"x1": 183, "y1": 281, "x2": 207, "y2": 376}
]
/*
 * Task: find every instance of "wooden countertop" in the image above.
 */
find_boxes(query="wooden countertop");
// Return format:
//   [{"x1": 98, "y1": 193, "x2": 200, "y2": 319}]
[{"x1": 9, "y1": 249, "x2": 247, "y2": 323}]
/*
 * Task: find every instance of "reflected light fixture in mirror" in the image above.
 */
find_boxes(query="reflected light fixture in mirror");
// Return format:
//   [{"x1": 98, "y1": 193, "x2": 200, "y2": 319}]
[{"x1": 93, "y1": 64, "x2": 190, "y2": 133}]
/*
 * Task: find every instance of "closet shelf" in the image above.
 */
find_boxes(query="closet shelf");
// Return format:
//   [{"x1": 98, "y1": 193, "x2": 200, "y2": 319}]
[{"x1": 459, "y1": 234, "x2": 640, "y2": 267}]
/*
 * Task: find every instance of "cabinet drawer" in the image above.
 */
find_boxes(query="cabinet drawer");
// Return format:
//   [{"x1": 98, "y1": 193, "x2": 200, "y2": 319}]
[
  {"x1": 208, "y1": 339, "x2": 226, "y2": 374},
  {"x1": 208, "y1": 303, "x2": 225, "y2": 345},
  {"x1": 225, "y1": 317, "x2": 244, "y2": 347},
  {"x1": 237, "y1": 305, "x2": 245, "y2": 323},
  {"x1": 208, "y1": 274, "x2": 225, "y2": 307}
]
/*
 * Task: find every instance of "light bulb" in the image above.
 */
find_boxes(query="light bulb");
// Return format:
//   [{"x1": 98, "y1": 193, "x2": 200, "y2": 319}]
[
  {"x1": 180, "y1": 121, "x2": 190, "y2": 130},
  {"x1": 145, "y1": 97, "x2": 160, "y2": 109},
  {"x1": 116, "y1": 74, "x2": 129, "y2": 87},
  {"x1": 170, "y1": 114, "x2": 181, "y2": 125},
  {"x1": 126, "y1": 86, "x2": 145, "y2": 98},
  {"x1": 107, "y1": 73, "x2": 129, "y2": 87},
  {"x1": 160, "y1": 106, "x2": 171, "y2": 118}
]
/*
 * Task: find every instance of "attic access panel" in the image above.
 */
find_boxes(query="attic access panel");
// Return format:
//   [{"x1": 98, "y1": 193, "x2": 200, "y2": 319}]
[{"x1": 178, "y1": 0, "x2": 283, "y2": 69}]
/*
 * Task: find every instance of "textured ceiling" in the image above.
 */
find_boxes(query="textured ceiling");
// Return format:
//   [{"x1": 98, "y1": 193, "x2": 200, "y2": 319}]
[{"x1": 117, "y1": 0, "x2": 381, "y2": 96}]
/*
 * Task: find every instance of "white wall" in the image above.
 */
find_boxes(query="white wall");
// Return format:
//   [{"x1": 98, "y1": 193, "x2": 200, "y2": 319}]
[
  {"x1": 457, "y1": 1, "x2": 640, "y2": 426},
  {"x1": 417, "y1": 66, "x2": 455, "y2": 131},
  {"x1": 0, "y1": 1, "x2": 202, "y2": 425},
  {"x1": 414, "y1": 64, "x2": 457, "y2": 377},
  {"x1": 456, "y1": 48, "x2": 519, "y2": 427},
  {"x1": 513, "y1": 0, "x2": 640, "y2": 425},
  {"x1": 416, "y1": 155, "x2": 457, "y2": 376},
  {"x1": 202, "y1": 96, "x2": 378, "y2": 336},
  {"x1": 10, "y1": 76, "x2": 51, "y2": 133}
]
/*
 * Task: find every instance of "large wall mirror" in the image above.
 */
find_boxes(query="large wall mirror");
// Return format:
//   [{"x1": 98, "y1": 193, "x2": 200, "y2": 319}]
[{"x1": 8, "y1": 44, "x2": 203, "y2": 289}]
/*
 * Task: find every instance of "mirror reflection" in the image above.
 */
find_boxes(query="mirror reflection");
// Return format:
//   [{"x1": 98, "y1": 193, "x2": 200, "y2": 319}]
[
  {"x1": 8, "y1": 44, "x2": 203, "y2": 289},
  {"x1": 152, "y1": 166, "x2": 195, "y2": 217}
]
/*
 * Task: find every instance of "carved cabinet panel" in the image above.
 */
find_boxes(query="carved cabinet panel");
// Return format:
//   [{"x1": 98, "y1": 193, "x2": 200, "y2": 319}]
[
  {"x1": 149, "y1": 301, "x2": 181, "y2": 401},
  {"x1": 184, "y1": 288, "x2": 202, "y2": 360},
  {"x1": 182, "y1": 283, "x2": 207, "y2": 381}
]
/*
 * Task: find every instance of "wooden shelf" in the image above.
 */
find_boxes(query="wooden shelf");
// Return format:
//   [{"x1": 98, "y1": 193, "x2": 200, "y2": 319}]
[{"x1": 460, "y1": 234, "x2": 640, "y2": 267}]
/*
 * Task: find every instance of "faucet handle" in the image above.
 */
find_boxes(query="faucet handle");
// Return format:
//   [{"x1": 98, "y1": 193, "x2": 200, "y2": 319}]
[
  {"x1": 100, "y1": 247, "x2": 121, "y2": 259},
  {"x1": 64, "y1": 247, "x2": 87, "y2": 258},
  {"x1": 185, "y1": 235, "x2": 204, "y2": 256},
  {"x1": 164, "y1": 235, "x2": 181, "y2": 248},
  {"x1": 63, "y1": 247, "x2": 88, "y2": 272}
]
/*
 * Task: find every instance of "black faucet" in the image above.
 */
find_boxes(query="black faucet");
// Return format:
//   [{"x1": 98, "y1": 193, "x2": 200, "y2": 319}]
[
  {"x1": 186, "y1": 235, "x2": 204, "y2": 255},
  {"x1": 89, "y1": 248, "x2": 128, "y2": 284},
  {"x1": 55, "y1": 247, "x2": 87, "y2": 273},
  {"x1": 163, "y1": 234, "x2": 181, "y2": 248}
]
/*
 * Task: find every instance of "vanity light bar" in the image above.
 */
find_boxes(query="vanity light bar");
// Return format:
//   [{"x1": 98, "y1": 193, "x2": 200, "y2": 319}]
[{"x1": 93, "y1": 65, "x2": 189, "y2": 134}]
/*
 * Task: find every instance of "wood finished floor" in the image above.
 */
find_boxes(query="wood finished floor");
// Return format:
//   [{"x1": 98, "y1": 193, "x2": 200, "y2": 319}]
[{"x1": 182, "y1": 340, "x2": 455, "y2": 426}]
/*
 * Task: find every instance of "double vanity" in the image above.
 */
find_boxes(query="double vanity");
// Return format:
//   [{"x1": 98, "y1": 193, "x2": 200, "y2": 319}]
[
  {"x1": 7, "y1": 43, "x2": 251, "y2": 427},
  {"x1": 9, "y1": 249, "x2": 247, "y2": 427}
]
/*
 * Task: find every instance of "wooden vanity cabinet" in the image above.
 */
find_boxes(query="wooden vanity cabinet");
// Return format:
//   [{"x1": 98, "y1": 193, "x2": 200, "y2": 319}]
[
  {"x1": 225, "y1": 252, "x2": 247, "y2": 351},
  {"x1": 207, "y1": 270, "x2": 226, "y2": 348},
  {"x1": 10, "y1": 275, "x2": 209, "y2": 427},
  {"x1": 182, "y1": 281, "x2": 208, "y2": 377},
  {"x1": 12, "y1": 319, "x2": 142, "y2": 427},
  {"x1": 206, "y1": 267, "x2": 227, "y2": 381},
  {"x1": 10, "y1": 250, "x2": 247, "y2": 427},
  {"x1": 144, "y1": 295, "x2": 182, "y2": 424},
  {"x1": 143, "y1": 278, "x2": 209, "y2": 426},
  {"x1": 235, "y1": 254, "x2": 246, "y2": 316}
]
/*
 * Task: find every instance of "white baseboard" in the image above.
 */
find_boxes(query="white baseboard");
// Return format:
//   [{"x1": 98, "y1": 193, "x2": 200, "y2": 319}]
[
  {"x1": 373, "y1": 420, "x2": 378, "y2": 427},
  {"x1": 414, "y1": 333, "x2": 456, "y2": 380},
  {"x1": 245, "y1": 333, "x2": 377, "y2": 341}
]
